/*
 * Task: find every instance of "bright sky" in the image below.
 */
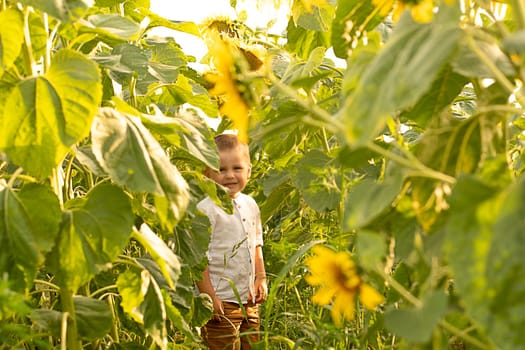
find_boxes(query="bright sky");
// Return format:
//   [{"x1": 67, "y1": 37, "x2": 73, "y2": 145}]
[
  {"x1": 150, "y1": 0, "x2": 290, "y2": 32},
  {"x1": 149, "y1": 0, "x2": 290, "y2": 63}
]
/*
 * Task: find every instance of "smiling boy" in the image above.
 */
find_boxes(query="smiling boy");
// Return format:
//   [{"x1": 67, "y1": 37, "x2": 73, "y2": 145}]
[{"x1": 196, "y1": 133, "x2": 267, "y2": 349}]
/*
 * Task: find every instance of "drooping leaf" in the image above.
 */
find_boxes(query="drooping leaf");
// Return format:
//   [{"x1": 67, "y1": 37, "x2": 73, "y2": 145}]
[
  {"x1": 192, "y1": 293, "x2": 213, "y2": 327},
  {"x1": 133, "y1": 224, "x2": 181, "y2": 290},
  {"x1": 172, "y1": 212, "x2": 210, "y2": 269},
  {"x1": 91, "y1": 107, "x2": 189, "y2": 228},
  {"x1": 48, "y1": 183, "x2": 133, "y2": 292},
  {"x1": 162, "y1": 289, "x2": 198, "y2": 342},
  {"x1": 338, "y1": 6, "x2": 460, "y2": 145},
  {"x1": 74, "y1": 296, "x2": 113, "y2": 340},
  {"x1": 117, "y1": 269, "x2": 147, "y2": 323},
  {"x1": 0, "y1": 183, "x2": 61, "y2": 285},
  {"x1": 445, "y1": 175, "x2": 525, "y2": 349},
  {"x1": 93, "y1": 43, "x2": 149, "y2": 89},
  {"x1": 0, "y1": 49, "x2": 101, "y2": 178},
  {"x1": 141, "y1": 277, "x2": 167, "y2": 350},
  {"x1": 140, "y1": 109, "x2": 219, "y2": 170}
]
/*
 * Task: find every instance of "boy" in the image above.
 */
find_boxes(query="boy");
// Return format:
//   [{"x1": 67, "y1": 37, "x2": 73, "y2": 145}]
[{"x1": 196, "y1": 133, "x2": 267, "y2": 350}]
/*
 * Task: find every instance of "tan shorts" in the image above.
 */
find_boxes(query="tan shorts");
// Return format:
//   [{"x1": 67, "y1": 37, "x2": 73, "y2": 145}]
[{"x1": 202, "y1": 302, "x2": 260, "y2": 350}]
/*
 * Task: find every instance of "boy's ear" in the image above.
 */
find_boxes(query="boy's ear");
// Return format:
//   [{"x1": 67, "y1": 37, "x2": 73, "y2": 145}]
[{"x1": 247, "y1": 164, "x2": 252, "y2": 178}]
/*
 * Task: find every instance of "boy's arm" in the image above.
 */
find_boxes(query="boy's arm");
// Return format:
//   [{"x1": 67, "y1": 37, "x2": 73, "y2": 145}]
[
  {"x1": 254, "y1": 245, "x2": 267, "y2": 304},
  {"x1": 196, "y1": 268, "x2": 224, "y2": 317}
]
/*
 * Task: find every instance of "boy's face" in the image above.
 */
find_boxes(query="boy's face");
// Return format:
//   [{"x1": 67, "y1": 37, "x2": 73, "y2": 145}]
[{"x1": 206, "y1": 147, "x2": 252, "y2": 198}]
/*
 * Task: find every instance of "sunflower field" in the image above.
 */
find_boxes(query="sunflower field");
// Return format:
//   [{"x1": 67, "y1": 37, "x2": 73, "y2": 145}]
[{"x1": 0, "y1": 0, "x2": 524, "y2": 349}]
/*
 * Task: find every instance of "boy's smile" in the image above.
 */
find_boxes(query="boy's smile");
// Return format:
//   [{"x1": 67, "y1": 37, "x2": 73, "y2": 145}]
[{"x1": 206, "y1": 147, "x2": 252, "y2": 198}]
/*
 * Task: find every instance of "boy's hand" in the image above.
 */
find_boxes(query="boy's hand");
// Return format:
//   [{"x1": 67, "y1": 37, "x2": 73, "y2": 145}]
[
  {"x1": 211, "y1": 295, "x2": 224, "y2": 320},
  {"x1": 254, "y1": 278, "x2": 268, "y2": 304}
]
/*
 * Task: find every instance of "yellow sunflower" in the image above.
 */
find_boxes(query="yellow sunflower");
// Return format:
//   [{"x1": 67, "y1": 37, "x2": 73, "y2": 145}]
[
  {"x1": 205, "y1": 34, "x2": 250, "y2": 143},
  {"x1": 305, "y1": 245, "x2": 384, "y2": 327},
  {"x1": 372, "y1": 0, "x2": 454, "y2": 23}
]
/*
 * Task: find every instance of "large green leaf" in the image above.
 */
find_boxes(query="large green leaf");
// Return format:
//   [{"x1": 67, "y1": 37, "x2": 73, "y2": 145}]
[
  {"x1": 117, "y1": 267, "x2": 168, "y2": 350},
  {"x1": 356, "y1": 230, "x2": 386, "y2": 272},
  {"x1": 172, "y1": 213, "x2": 210, "y2": 270},
  {"x1": 116, "y1": 270, "x2": 145, "y2": 323},
  {"x1": 292, "y1": 149, "x2": 341, "y2": 212},
  {"x1": 343, "y1": 173, "x2": 404, "y2": 230},
  {"x1": 338, "y1": 6, "x2": 460, "y2": 145},
  {"x1": 285, "y1": 20, "x2": 331, "y2": 60},
  {"x1": 445, "y1": 175, "x2": 525, "y2": 349},
  {"x1": 81, "y1": 14, "x2": 142, "y2": 41},
  {"x1": 163, "y1": 289, "x2": 198, "y2": 342},
  {"x1": 31, "y1": 296, "x2": 112, "y2": 340},
  {"x1": 0, "y1": 9, "x2": 24, "y2": 75},
  {"x1": 0, "y1": 183, "x2": 61, "y2": 284},
  {"x1": 140, "y1": 109, "x2": 219, "y2": 170},
  {"x1": 0, "y1": 49, "x2": 101, "y2": 178},
  {"x1": 141, "y1": 277, "x2": 167, "y2": 349},
  {"x1": 401, "y1": 65, "x2": 469, "y2": 128},
  {"x1": 48, "y1": 183, "x2": 133, "y2": 292},
  {"x1": 91, "y1": 107, "x2": 189, "y2": 228},
  {"x1": 384, "y1": 291, "x2": 448, "y2": 343}
]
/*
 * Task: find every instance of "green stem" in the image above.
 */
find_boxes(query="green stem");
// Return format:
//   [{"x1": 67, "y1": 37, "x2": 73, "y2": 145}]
[
  {"x1": 34, "y1": 279, "x2": 60, "y2": 291},
  {"x1": 465, "y1": 33, "x2": 524, "y2": 106},
  {"x1": 108, "y1": 294, "x2": 120, "y2": 343},
  {"x1": 50, "y1": 165, "x2": 64, "y2": 207},
  {"x1": 6, "y1": 168, "x2": 26, "y2": 188},
  {"x1": 63, "y1": 155, "x2": 75, "y2": 201},
  {"x1": 129, "y1": 75, "x2": 138, "y2": 108},
  {"x1": 23, "y1": 6, "x2": 38, "y2": 76},
  {"x1": 366, "y1": 142, "x2": 456, "y2": 184},
  {"x1": 61, "y1": 288, "x2": 81, "y2": 350}
]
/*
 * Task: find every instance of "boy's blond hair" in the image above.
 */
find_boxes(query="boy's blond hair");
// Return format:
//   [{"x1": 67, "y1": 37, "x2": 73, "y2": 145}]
[{"x1": 214, "y1": 133, "x2": 250, "y2": 161}]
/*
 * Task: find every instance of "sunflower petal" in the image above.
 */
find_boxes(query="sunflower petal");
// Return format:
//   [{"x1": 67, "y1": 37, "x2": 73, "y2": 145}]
[
  {"x1": 359, "y1": 283, "x2": 385, "y2": 310},
  {"x1": 312, "y1": 286, "x2": 336, "y2": 306}
]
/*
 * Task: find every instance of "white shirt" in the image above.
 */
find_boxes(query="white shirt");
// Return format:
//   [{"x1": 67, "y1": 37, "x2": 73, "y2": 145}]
[{"x1": 197, "y1": 193, "x2": 263, "y2": 303}]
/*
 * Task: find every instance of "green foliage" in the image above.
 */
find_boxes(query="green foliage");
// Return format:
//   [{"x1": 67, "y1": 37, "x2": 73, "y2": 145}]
[{"x1": 0, "y1": 0, "x2": 524, "y2": 349}]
